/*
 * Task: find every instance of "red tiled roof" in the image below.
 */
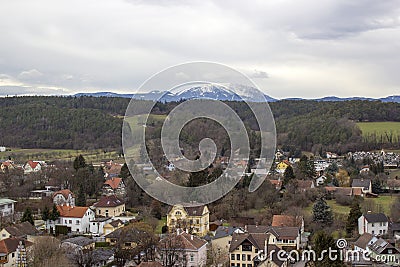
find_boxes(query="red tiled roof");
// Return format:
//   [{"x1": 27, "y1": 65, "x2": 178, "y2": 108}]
[
  {"x1": 160, "y1": 233, "x2": 207, "y2": 251},
  {"x1": 27, "y1": 160, "x2": 39, "y2": 169},
  {"x1": 57, "y1": 205, "x2": 90, "y2": 218},
  {"x1": 104, "y1": 177, "x2": 123, "y2": 189},
  {"x1": 53, "y1": 189, "x2": 74, "y2": 199},
  {"x1": 272, "y1": 215, "x2": 303, "y2": 228}
]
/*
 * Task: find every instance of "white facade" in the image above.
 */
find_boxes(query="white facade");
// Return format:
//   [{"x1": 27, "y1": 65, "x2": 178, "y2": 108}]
[
  {"x1": 0, "y1": 147, "x2": 6, "y2": 152},
  {"x1": 89, "y1": 218, "x2": 112, "y2": 236},
  {"x1": 0, "y1": 199, "x2": 16, "y2": 217},
  {"x1": 47, "y1": 207, "x2": 95, "y2": 233},
  {"x1": 358, "y1": 215, "x2": 389, "y2": 236}
]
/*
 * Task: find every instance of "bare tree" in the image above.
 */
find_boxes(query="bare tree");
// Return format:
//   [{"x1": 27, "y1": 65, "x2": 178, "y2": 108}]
[
  {"x1": 69, "y1": 248, "x2": 96, "y2": 267},
  {"x1": 28, "y1": 236, "x2": 72, "y2": 267},
  {"x1": 207, "y1": 244, "x2": 229, "y2": 267},
  {"x1": 158, "y1": 233, "x2": 188, "y2": 267}
]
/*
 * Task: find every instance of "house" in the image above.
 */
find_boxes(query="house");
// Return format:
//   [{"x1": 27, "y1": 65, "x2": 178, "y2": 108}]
[
  {"x1": 0, "y1": 238, "x2": 33, "y2": 267},
  {"x1": 0, "y1": 222, "x2": 38, "y2": 241},
  {"x1": 352, "y1": 178, "x2": 372, "y2": 196},
  {"x1": 47, "y1": 205, "x2": 95, "y2": 234},
  {"x1": 354, "y1": 233, "x2": 400, "y2": 266},
  {"x1": 104, "y1": 163, "x2": 123, "y2": 179},
  {"x1": 52, "y1": 189, "x2": 75, "y2": 206},
  {"x1": 315, "y1": 175, "x2": 327, "y2": 186},
  {"x1": 0, "y1": 160, "x2": 15, "y2": 172},
  {"x1": 23, "y1": 160, "x2": 44, "y2": 174},
  {"x1": 102, "y1": 177, "x2": 126, "y2": 197},
  {"x1": 210, "y1": 226, "x2": 245, "y2": 252},
  {"x1": 159, "y1": 232, "x2": 207, "y2": 267},
  {"x1": 272, "y1": 215, "x2": 304, "y2": 234},
  {"x1": 89, "y1": 217, "x2": 112, "y2": 236},
  {"x1": 358, "y1": 213, "x2": 389, "y2": 236},
  {"x1": 0, "y1": 199, "x2": 16, "y2": 217},
  {"x1": 61, "y1": 236, "x2": 95, "y2": 250},
  {"x1": 105, "y1": 226, "x2": 151, "y2": 249},
  {"x1": 91, "y1": 249, "x2": 115, "y2": 267},
  {"x1": 276, "y1": 160, "x2": 290, "y2": 174},
  {"x1": 167, "y1": 205, "x2": 209, "y2": 237},
  {"x1": 229, "y1": 232, "x2": 288, "y2": 267},
  {"x1": 103, "y1": 219, "x2": 124, "y2": 235},
  {"x1": 296, "y1": 180, "x2": 315, "y2": 192},
  {"x1": 93, "y1": 195, "x2": 125, "y2": 217},
  {"x1": 390, "y1": 222, "x2": 400, "y2": 240},
  {"x1": 245, "y1": 225, "x2": 301, "y2": 250}
]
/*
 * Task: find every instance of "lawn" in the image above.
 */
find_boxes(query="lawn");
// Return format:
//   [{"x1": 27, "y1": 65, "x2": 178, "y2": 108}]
[
  {"x1": 357, "y1": 121, "x2": 400, "y2": 142},
  {"x1": 155, "y1": 216, "x2": 167, "y2": 234},
  {"x1": 366, "y1": 195, "x2": 397, "y2": 214}
]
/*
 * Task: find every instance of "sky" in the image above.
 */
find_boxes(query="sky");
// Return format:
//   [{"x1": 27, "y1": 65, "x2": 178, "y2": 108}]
[{"x1": 0, "y1": 0, "x2": 400, "y2": 99}]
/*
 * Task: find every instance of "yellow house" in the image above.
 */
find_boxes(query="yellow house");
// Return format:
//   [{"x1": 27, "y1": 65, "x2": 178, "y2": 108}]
[
  {"x1": 276, "y1": 160, "x2": 291, "y2": 174},
  {"x1": 93, "y1": 195, "x2": 125, "y2": 217},
  {"x1": 167, "y1": 205, "x2": 209, "y2": 237},
  {"x1": 103, "y1": 219, "x2": 124, "y2": 235}
]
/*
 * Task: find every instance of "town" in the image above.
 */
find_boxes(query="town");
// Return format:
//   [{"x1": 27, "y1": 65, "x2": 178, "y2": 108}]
[{"x1": 1, "y1": 146, "x2": 399, "y2": 267}]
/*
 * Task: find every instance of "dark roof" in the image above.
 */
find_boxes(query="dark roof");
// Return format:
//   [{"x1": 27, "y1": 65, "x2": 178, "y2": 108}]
[
  {"x1": 109, "y1": 219, "x2": 123, "y2": 227},
  {"x1": 94, "y1": 195, "x2": 124, "y2": 208},
  {"x1": 390, "y1": 222, "x2": 400, "y2": 231},
  {"x1": 0, "y1": 238, "x2": 33, "y2": 254},
  {"x1": 229, "y1": 232, "x2": 269, "y2": 252},
  {"x1": 268, "y1": 226, "x2": 299, "y2": 239},
  {"x1": 352, "y1": 179, "x2": 371, "y2": 189},
  {"x1": 214, "y1": 226, "x2": 243, "y2": 239},
  {"x1": 354, "y1": 233, "x2": 374, "y2": 249},
  {"x1": 363, "y1": 213, "x2": 388, "y2": 223},
  {"x1": 62, "y1": 236, "x2": 94, "y2": 247},
  {"x1": 368, "y1": 238, "x2": 399, "y2": 254},
  {"x1": 4, "y1": 221, "x2": 39, "y2": 237},
  {"x1": 92, "y1": 249, "x2": 114, "y2": 262},
  {"x1": 246, "y1": 225, "x2": 269, "y2": 233},
  {"x1": 105, "y1": 226, "x2": 150, "y2": 243},
  {"x1": 167, "y1": 205, "x2": 207, "y2": 216}
]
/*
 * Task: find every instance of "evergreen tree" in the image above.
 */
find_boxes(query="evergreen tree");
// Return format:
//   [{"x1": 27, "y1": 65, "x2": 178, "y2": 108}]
[
  {"x1": 346, "y1": 198, "x2": 362, "y2": 235},
  {"x1": 283, "y1": 165, "x2": 295, "y2": 185},
  {"x1": 73, "y1": 154, "x2": 86, "y2": 171},
  {"x1": 21, "y1": 208, "x2": 34, "y2": 225},
  {"x1": 187, "y1": 170, "x2": 208, "y2": 187},
  {"x1": 76, "y1": 184, "x2": 87, "y2": 206},
  {"x1": 120, "y1": 163, "x2": 131, "y2": 179},
  {"x1": 42, "y1": 206, "x2": 50, "y2": 221},
  {"x1": 313, "y1": 197, "x2": 333, "y2": 226},
  {"x1": 312, "y1": 231, "x2": 345, "y2": 266},
  {"x1": 49, "y1": 204, "x2": 60, "y2": 221}
]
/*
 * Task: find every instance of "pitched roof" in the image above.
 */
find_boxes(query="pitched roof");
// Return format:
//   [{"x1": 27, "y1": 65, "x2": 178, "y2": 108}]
[
  {"x1": 160, "y1": 233, "x2": 207, "y2": 251},
  {"x1": 105, "y1": 226, "x2": 150, "y2": 243},
  {"x1": 0, "y1": 238, "x2": 33, "y2": 254},
  {"x1": 272, "y1": 215, "x2": 303, "y2": 228},
  {"x1": 109, "y1": 219, "x2": 124, "y2": 228},
  {"x1": 94, "y1": 195, "x2": 124, "y2": 208},
  {"x1": 363, "y1": 213, "x2": 388, "y2": 223},
  {"x1": 167, "y1": 205, "x2": 207, "y2": 216},
  {"x1": 137, "y1": 262, "x2": 164, "y2": 267},
  {"x1": 368, "y1": 238, "x2": 399, "y2": 254},
  {"x1": 246, "y1": 225, "x2": 269, "y2": 233},
  {"x1": 104, "y1": 177, "x2": 123, "y2": 189},
  {"x1": 57, "y1": 205, "x2": 90, "y2": 218},
  {"x1": 268, "y1": 226, "x2": 299, "y2": 239},
  {"x1": 26, "y1": 160, "x2": 39, "y2": 169},
  {"x1": 213, "y1": 226, "x2": 243, "y2": 239},
  {"x1": 52, "y1": 189, "x2": 74, "y2": 199},
  {"x1": 352, "y1": 179, "x2": 371, "y2": 189},
  {"x1": 3, "y1": 221, "x2": 39, "y2": 237},
  {"x1": 62, "y1": 236, "x2": 94, "y2": 247},
  {"x1": 354, "y1": 233, "x2": 374, "y2": 249},
  {"x1": 229, "y1": 232, "x2": 269, "y2": 252}
]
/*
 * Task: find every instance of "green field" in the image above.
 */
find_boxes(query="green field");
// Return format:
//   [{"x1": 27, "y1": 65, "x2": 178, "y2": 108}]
[{"x1": 357, "y1": 122, "x2": 400, "y2": 142}]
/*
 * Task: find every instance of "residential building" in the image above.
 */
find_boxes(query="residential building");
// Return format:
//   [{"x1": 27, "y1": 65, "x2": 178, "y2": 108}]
[
  {"x1": 61, "y1": 236, "x2": 95, "y2": 250},
  {"x1": 159, "y1": 232, "x2": 207, "y2": 267},
  {"x1": 210, "y1": 226, "x2": 245, "y2": 253},
  {"x1": 167, "y1": 205, "x2": 209, "y2": 237},
  {"x1": 89, "y1": 217, "x2": 112, "y2": 236},
  {"x1": 52, "y1": 189, "x2": 75, "y2": 206},
  {"x1": 271, "y1": 215, "x2": 304, "y2": 234},
  {"x1": 105, "y1": 226, "x2": 149, "y2": 249},
  {"x1": 23, "y1": 160, "x2": 44, "y2": 174},
  {"x1": 0, "y1": 199, "x2": 16, "y2": 217},
  {"x1": 0, "y1": 221, "x2": 38, "y2": 241},
  {"x1": 245, "y1": 225, "x2": 301, "y2": 250},
  {"x1": 93, "y1": 195, "x2": 125, "y2": 217},
  {"x1": 47, "y1": 205, "x2": 95, "y2": 233},
  {"x1": 358, "y1": 213, "x2": 389, "y2": 236},
  {"x1": 276, "y1": 161, "x2": 290, "y2": 174},
  {"x1": 0, "y1": 238, "x2": 32, "y2": 267},
  {"x1": 102, "y1": 177, "x2": 126, "y2": 197},
  {"x1": 229, "y1": 232, "x2": 288, "y2": 267},
  {"x1": 352, "y1": 178, "x2": 372, "y2": 196}
]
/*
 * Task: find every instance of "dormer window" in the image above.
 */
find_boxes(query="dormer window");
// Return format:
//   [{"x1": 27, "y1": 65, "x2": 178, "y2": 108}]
[{"x1": 176, "y1": 211, "x2": 182, "y2": 215}]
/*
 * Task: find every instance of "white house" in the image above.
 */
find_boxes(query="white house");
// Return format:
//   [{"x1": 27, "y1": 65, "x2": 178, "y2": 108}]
[
  {"x1": 47, "y1": 205, "x2": 95, "y2": 234},
  {"x1": 23, "y1": 160, "x2": 44, "y2": 174},
  {"x1": 358, "y1": 213, "x2": 389, "y2": 236},
  {"x1": 352, "y1": 179, "x2": 372, "y2": 195},
  {"x1": 0, "y1": 199, "x2": 16, "y2": 217},
  {"x1": 0, "y1": 238, "x2": 33, "y2": 267},
  {"x1": 0, "y1": 147, "x2": 6, "y2": 152},
  {"x1": 89, "y1": 217, "x2": 112, "y2": 236},
  {"x1": 52, "y1": 189, "x2": 75, "y2": 206},
  {"x1": 315, "y1": 175, "x2": 327, "y2": 186}
]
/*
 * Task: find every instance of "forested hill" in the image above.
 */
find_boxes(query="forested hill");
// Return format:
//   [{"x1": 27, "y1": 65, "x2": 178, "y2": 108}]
[{"x1": 0, "y1": 96, "x2": 399, "y2": 152}]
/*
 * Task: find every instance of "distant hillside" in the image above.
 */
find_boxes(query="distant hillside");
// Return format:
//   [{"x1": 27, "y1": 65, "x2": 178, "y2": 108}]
[{"x1": 0, "y1": 96, "x2": 399, "y2": 153}]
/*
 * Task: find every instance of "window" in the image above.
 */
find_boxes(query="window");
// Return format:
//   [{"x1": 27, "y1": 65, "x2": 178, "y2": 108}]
[
  {"x1": 190, "y1": 254, "x2": 194, "y2": 261},
  {"x1": 231, "y1": 254, "x2": 235, "y2": 260},
  {"x1": 372, "y1": 230, "x2": 375, "y2": 234},
  {"x1": 176, "y1": 211, "x2": 182, "y2": 215},
  {"x1": 242, "y1": 254, "x2": 246, "y2": 261},
  {"x1": 242, "y1": 264, "x2": 246, "y2": 267},
  {"x1": 125, "y1": 242, "x2": 131, "y2": 247},
  {"x1": 372, "y1": 223, "x2": 375, "y2": 227},
  {"x1": 247, "y1": 265, "x2": 252, "y2": 267},
  {"x1": 231, "y1": 264, "x2": 235, "y2": 267},
  {"x1": 69, "y1": 220, "x2": 72, "y2": 224},
  {"x1": 255, "y1": 249, "x2": 258, "y2": 253},
  {"x1": 236, "y1": 254, "x2": 240, "y2": 260},
  {"x1": 98, "y1": 210, "x2": 101, "y2": 214},
  {"x1": 76, "y1": 220, "x2": 80, "y2": 225},
  {"x1": 247, "y1": 255, "x2": 251, "y2": 261},
  {"x1": 242, "y1": 244, "x2": 252, "y2": 251}
]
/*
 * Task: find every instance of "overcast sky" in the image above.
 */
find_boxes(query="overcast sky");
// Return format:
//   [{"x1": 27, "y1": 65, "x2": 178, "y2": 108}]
[{"x1": 0, "y1": 0, "x2": 399, "y2": 99}]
